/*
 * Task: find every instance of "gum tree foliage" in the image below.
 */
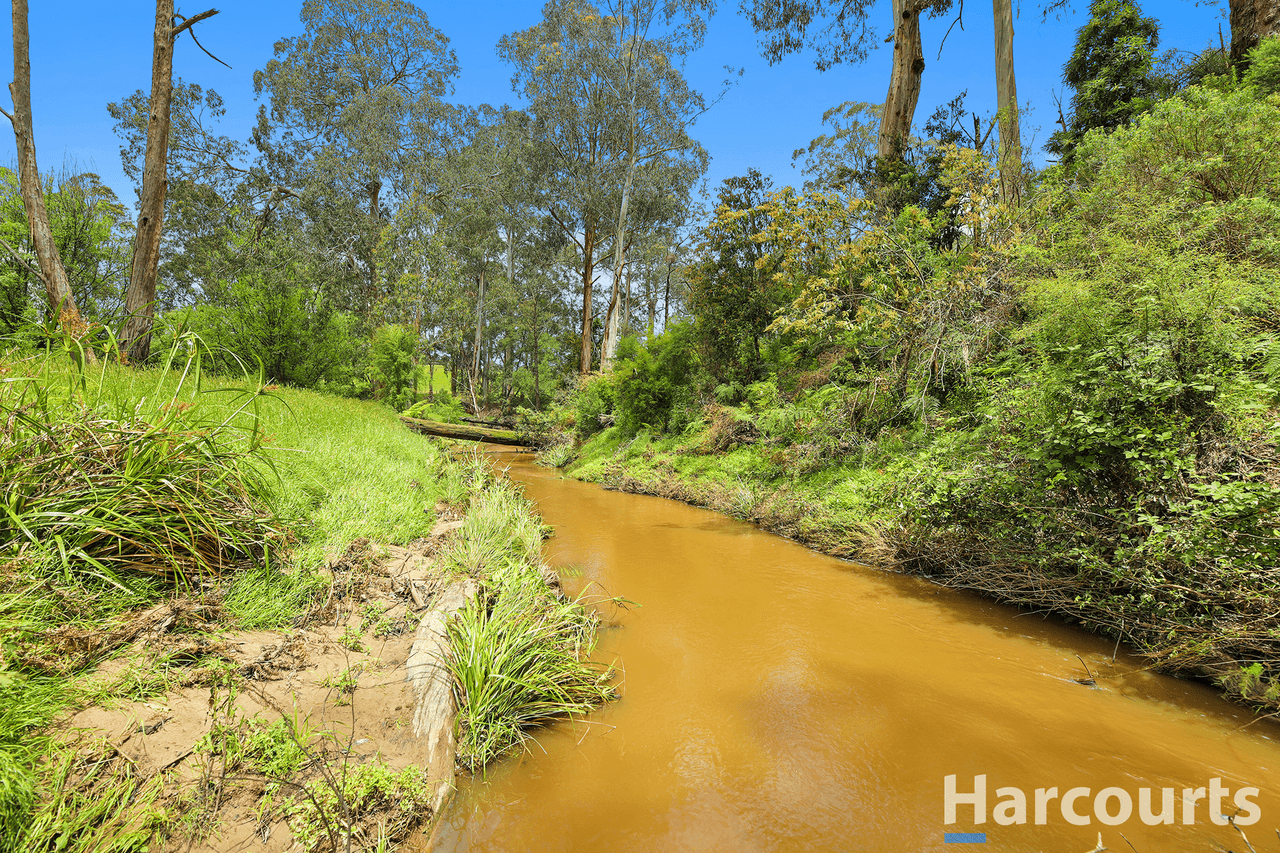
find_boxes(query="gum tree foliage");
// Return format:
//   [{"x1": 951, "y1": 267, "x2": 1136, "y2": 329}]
[
  {"x1": 109, "y1": 80, "x2": 257, "y2": 311},
  {"x1": 793, "y1": 100, "x2": 881, "y2": 194},
  {"x1": 685, "y1": 169, "x2": 787, "y2": 385},
  {"x1": 500, "y1": 0, "x2": 710, "y2": 375},
  {"x1": 1046, "y1": 0, "x2": 1161, "y2": 163},
  {"x1": 0, "y1": 168, "x2": 130, "y2": 333},
  {"x1": 252, "y1": 0, "x2": 459, "y2": 309},
  {"x1": 592, "y1": 0, "x2": 712, "y2": 369},
  {"x1": 794, "y1": 93, "x2": 973, "y2": 250},
  {"x1": 740, "y1": 0, "x2": 955, "y2": 160},
  {"x1": 109, "y1": 81, "x2": 245, "y2": 199},
  {"x1": 433, "y1": 106, "x2": 533, "y2": 398}
]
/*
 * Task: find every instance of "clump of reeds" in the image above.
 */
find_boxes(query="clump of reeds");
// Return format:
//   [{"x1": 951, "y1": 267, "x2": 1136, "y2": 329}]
[
  {"x1": 2, "y1": 412, "x2": 282, "y2": 591},
  {"x1": 441, "y1": 474, "x2": 613, "y2": 770},
  {"x1": 0, "y1": 333, "x2": 285, "y2": 595},
  {"x1": 448, "y1": 575, "x2": 613, "y2": 770}
]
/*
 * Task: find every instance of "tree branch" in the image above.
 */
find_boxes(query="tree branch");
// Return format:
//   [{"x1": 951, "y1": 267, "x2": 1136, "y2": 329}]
[
  {"x1": 937, "y1": 0, "x2": 964, "y2": 60},
  {"x1": 0, "y1": 236, "x2": 46, "y2": 284},
  {"x1": 186, "y1": 25, "x2": 231, "y2": 68},
  {"x1": 171, "y1": 8, "x2": 219, "y2": 37},
  {"x1": 173, "y1": 10, "x2": 231, "y2": 68}
]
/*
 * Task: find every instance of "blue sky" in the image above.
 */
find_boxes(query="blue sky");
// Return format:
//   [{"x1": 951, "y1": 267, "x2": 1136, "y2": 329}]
[{"x1": 0, "y1": 1, "x2": 1228, "y2": 211}]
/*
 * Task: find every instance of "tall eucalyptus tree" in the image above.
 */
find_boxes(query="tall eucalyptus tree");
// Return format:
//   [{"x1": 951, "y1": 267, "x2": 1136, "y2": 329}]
[
  {"x1": 501, "y1": 0, "x2": 709, "y2": 373},
  {"x1": 595, "y1": 0, "x2": 711, "y2": 368},
  {"x1": 253, "y1": 0, "x2": 458, "y2": 310},
  {"x1": 992, "y1": 0, "x2": 1022, "y2": 205},
  {"x1": 119, "y1": 1, "x2": 221, "y2": 363}
]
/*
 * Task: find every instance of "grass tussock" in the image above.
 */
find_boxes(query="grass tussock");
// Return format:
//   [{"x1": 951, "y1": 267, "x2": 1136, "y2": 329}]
[
  {"x1": 2, "y1": 410, "x2": 283, "y2": 591},
  {"x1": 449, "y1": 577, "x2": 612, "y2": 771},
  {"x1": 441, "y1": 468, "x2": 614, "y2": 770},
  {"x1": 0, "y1": 333, "x2": 614, "y2": 850}
]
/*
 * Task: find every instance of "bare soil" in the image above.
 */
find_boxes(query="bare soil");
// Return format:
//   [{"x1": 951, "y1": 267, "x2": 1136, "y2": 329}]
[{"x1": 57, "y1": 518, "x2": 469, "y2": 853}]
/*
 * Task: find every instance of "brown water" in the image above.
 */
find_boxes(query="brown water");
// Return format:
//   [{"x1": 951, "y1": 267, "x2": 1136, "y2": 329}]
[{"x1": 432, "y1": 450, "x2": 1280, "y2": 852}]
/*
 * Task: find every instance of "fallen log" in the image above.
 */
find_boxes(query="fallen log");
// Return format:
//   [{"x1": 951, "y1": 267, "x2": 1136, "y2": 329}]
[
  {"x1": 399, "y1": 415, "x2": 532, "y2": 447},
  {"x1": 461, "y1": 416, "x2": 512, "y2": 429},
  {"x1": 405, "y1": 577, "x2": 479, "y2": 814}
]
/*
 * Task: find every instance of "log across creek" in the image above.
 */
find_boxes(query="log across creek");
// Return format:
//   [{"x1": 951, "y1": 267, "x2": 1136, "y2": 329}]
[{"x1": 399, "y1": 415, "x2": 532, "y2": 447}]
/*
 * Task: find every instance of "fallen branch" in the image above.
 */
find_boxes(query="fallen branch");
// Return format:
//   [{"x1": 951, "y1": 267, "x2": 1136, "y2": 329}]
[{"x1": 404, "y1": 577, "x2": 478, "y2": 814}]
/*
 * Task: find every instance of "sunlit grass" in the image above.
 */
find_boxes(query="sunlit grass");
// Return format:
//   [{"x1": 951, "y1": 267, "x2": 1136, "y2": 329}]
[{"x1": 0, "y1": 338, "x2": 456, "y2": 850}]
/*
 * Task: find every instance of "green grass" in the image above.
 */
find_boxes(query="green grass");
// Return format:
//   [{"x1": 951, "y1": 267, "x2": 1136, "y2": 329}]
[
  {"x1": 0, "y1": 336, "x2": 614, "y2": 849},
  {"x1": 4, "y1": 342, "x2": 452, "y2": 568},
  {"x1": 0, "y1": 339, "x2": 460, "y2": 850},
  {"x1": 439, "y1": 475, "x2": 614, "y2": 770}
]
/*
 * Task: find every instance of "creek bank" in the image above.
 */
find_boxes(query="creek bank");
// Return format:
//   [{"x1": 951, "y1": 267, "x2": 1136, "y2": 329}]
[
  {"x1": 11, "y1": 443, "x2": 606, "y2": 853},
  {"x1": 59, "y1": 531, "x2": 465, "y2": 853},
  {"x1": 555, "y1": 431, "x2": 1280, "y2": 719}
]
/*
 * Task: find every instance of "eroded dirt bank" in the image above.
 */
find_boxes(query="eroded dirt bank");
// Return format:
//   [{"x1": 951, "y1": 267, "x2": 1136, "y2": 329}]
[{"x1": 60, "y1": 529, "x2": 463, "y2": 852}]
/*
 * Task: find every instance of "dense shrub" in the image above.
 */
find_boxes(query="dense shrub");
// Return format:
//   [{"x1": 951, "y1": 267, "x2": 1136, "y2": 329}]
[
  {"x1": 573, "y1": 373, "x2": 616, "y2": 441},
  {"x1": 613, "y1": 324, "x2": 701, "y2": 437},
  {"x1": 370, "y1": 324, "x2": 416, "y2": 411}
]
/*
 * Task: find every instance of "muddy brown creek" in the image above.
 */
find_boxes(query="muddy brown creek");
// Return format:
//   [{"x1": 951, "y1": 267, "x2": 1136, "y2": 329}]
[{"x1": 430, "y1": 450, "x2": 1280, "y2": 852}]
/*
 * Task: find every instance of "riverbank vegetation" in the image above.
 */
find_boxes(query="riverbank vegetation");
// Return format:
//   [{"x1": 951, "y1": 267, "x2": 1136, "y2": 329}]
[
  {"x1": 6, "y1": 0, "x2": 1280, "y2": 844},
  {"x1": 544, "y1": 43, "x2": 1280, "y2": 715},
  {"x1": 0, "y1": 338, "x2": 610, "y2": 852}
]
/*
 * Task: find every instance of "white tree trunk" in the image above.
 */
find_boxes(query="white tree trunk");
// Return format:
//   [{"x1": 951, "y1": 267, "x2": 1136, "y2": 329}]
[
  {"x1": 993, "y1": 0, "x2": 1022, "y2": 206},
  {"x1": 601, "y1": 101, "x2": 639, "y2": 370}
]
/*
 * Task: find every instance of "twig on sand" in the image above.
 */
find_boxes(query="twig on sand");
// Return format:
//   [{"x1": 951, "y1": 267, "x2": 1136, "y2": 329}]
[{"x1": 1228, "y1": 812, "x2": 1258, "y2": 853}]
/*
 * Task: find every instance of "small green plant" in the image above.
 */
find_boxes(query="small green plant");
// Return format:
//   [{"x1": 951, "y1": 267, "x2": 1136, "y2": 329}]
[
  {"x1": 244, "y1": 717, "x2": 311, "y2": 780},
  {"x1": 338, "y1": 625, "x2": 366, "y2": 653},
  {"x1": 321, "y1": 665, "x2": 362, "y2": 704},
  {"x1": 287, "y1": 762, "x2": 433, "y2": 853}
]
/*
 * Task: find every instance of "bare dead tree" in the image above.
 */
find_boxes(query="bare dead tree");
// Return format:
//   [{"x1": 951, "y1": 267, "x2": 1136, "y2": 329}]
[
  {"x1": 120, "y1": 2, "x2": 221, "y2": 364},
  {"x1": 1, "y1": 0, "x2": 85, "y2": 334}
]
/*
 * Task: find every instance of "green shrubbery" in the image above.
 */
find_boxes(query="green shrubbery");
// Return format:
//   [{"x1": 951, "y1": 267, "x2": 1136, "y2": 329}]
[
  {"x1": 370, "y1": 324, "x2": 417, "y2": 411},
  {"x1": 558, "y1": 50, "x2": 1280, "y2": 712},
  {"x1": 613, "y1": 324, "x2": 702, "y2": 437},
  {"x1": 403, "y1": 387, "x2": 465, "y2": 422},
  {"x1": 573, "y1": 372, "x2": 616, "y2": 441}
]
